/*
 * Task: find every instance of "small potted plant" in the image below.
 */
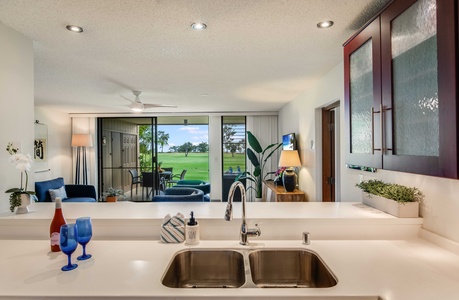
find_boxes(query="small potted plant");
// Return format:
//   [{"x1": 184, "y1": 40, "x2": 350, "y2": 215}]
[
  {"x1": 103, "y1": 187, "x2": 124, "y2": 202},
  {"x1": 356, "y1": 179, "x2": 423, "y2": 218}
]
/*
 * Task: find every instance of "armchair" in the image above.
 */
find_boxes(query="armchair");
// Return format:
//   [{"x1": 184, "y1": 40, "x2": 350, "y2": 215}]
[
  {"x1": 152, "y1": 187, "x2": 208, "y2": 202},
  {"x1": 35, "y1": 177, "x2": 97, "y2": 202}
]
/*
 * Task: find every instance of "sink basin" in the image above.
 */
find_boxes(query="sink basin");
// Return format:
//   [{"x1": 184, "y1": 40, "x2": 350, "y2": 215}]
[
  {"x1": 249, "y1": 249, "x2": 337, "y2": 288},
  {"x1": 162, "y1": 249, "x2": 245, "y2": 288}
]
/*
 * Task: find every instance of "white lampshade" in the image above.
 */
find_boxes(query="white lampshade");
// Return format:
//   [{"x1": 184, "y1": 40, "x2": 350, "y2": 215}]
[
  {"x1": 278, "y1": 150, "x2": 301, "y2": 167},
  {"x1": 71, "y1": 134, "x2": 93, "y2": 147}
]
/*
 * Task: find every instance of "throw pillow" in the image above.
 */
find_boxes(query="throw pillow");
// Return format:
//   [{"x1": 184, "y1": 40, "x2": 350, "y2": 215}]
[{"x1": 48, "y1": 186, "x2": 68, "y2": 202}]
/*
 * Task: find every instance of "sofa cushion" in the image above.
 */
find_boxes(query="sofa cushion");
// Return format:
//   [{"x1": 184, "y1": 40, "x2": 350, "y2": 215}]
[
  {"x1": 48, "y1": 186, "x2": 68, "y2": 202},
  {"x1": 62, "y1": 197, "x2": 96, "y2": 203},
  {"x1": 35, "y1": 177, "x2": 65, "y2": 202}
]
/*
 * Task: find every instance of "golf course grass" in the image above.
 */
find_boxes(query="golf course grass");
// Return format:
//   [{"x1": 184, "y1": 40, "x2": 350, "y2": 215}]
[{"x1": 157, "y1": 152, "x2": 246, "y2": 181}]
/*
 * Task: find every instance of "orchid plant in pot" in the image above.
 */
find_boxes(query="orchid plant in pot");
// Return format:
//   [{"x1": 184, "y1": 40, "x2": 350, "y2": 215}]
[{"x1": 5, "y1": 142, "x2": 35, "y2": 213}]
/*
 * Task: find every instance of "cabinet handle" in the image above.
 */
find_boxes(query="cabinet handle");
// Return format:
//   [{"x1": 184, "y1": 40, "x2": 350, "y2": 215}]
[
  {"x1": 382, "y1": 105, "x2": 392, "y2": 153},
  {"x1": 371, "y1": 106, "x2": 381, "y2": 154},
  {"x1": 380, "y1": 104, "x2": 384, "y2": 154},
  {"x1": 372, "y1": 104, "x2": 393, "y2": 154}
]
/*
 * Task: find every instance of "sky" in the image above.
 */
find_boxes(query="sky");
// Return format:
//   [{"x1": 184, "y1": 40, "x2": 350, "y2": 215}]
[{"x1": 157, "y1": 125, "x2": 209, "y2": 152}]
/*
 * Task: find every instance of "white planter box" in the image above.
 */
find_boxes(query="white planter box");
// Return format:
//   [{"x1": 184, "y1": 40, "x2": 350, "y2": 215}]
[{"x1": 361, "y1": 193, "x2": 419, "y2": 218}]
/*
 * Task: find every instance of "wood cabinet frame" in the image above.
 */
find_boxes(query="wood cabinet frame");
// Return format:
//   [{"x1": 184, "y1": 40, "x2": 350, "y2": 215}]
[{"x1": 344, "y1": 0, "x2": 458, "y2": 178}]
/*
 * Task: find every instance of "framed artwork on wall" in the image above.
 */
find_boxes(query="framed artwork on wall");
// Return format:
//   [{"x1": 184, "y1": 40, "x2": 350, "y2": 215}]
[{"x1": 34, "y1": 121, "x2": 49, "y2": 173}]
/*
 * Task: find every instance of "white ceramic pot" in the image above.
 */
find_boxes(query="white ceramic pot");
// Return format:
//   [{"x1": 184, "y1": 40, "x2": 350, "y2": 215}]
[
  {"x1": 361, "y1": 192, "x2": 419, "y2": 218},
  {"x1": 16, "y1": 194, "x2": 31, "y2": 214}
]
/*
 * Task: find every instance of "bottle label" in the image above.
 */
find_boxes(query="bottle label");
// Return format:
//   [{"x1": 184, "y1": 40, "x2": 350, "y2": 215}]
[{"x1": 50, "y1": 232, "x2": 60, "y2": 246}]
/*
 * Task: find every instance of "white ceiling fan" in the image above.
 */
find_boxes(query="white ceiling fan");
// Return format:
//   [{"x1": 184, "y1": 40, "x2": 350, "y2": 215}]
[{"x1": 121, "y1": 90, "x2": 177, "y2": 111}]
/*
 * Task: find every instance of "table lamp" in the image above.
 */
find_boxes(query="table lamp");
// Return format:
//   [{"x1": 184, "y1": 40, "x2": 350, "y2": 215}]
[{"x1": 278, "y1": 150, "x2": 301, "y2": 192}]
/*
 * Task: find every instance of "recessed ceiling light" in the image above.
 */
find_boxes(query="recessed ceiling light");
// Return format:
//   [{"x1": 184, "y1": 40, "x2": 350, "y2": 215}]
[
  {"x1": 191, "y1": 23, "x2": 207, "y2": 30},
  {"x1": 317, "y1": 20, "x2": 334, "y2": 29},
  {"x1": 66, "y1": 25, "x2": 83, "y2": 33}
]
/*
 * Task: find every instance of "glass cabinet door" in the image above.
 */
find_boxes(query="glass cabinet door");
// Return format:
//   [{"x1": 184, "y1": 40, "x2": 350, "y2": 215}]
[
  {"x1": 381, "y1": 0, "x2": 458, "y2": 177},
  {"x1": 344, "y1": 18, "x2": 382, "y2": 169}
]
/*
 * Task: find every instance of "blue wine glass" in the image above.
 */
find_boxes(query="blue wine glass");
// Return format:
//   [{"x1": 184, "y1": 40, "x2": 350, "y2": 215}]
[
  {"x1": 60, "y1": 224, "x2": 78, "y2": 271},
  {"x1": 76, "y1": 217, "x2": 92, "y2": 261}
]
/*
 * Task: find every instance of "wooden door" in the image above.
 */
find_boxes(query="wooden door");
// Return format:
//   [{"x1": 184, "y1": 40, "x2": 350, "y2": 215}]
[{"x1": 322, "y1": 103, "x2": 339, "y2": 202}]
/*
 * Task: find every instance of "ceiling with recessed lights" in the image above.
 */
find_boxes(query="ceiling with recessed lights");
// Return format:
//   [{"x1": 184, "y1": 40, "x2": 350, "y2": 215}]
[{"x1": 0, "y1": 0, "x2": 391, "y2": 114}]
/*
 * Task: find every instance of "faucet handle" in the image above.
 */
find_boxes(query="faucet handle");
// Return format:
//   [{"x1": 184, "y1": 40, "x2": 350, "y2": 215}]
[{"x1": 249, "y1": 223, "x2": 261, "y2": 237}]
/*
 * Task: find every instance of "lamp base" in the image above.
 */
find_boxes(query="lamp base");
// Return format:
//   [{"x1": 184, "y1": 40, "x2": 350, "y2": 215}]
[{"x1": 282, "y1": 169, "x2": 296, "y2": 192}]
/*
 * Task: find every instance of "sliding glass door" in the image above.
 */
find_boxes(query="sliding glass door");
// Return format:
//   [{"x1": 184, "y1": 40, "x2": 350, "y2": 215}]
[{"x1": 97, "y1": 117, "x2": 158, "y2": 201}]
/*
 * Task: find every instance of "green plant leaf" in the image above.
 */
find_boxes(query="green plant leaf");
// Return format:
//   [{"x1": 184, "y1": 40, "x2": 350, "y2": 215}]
[
  {"x1": 253, "y1": 166, "x2": 261, "y2": 177},
  {"x1": 246, "y1": 148, "x2": 260, "y2": 168},
  {"x1": 263, "y1": 143, "x2": 282, "y2": 163},
  {"x1": 247, "y1": 131, "x2": 263, "y2": 154}
]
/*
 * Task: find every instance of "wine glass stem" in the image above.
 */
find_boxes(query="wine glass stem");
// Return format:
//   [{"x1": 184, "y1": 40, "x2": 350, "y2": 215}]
[
  {"x1": 67, "y1": 254, "x2": 72, "y2": 268},
  {"x1": 82, "y1": 245, "x2": 86, "y2": 257}
]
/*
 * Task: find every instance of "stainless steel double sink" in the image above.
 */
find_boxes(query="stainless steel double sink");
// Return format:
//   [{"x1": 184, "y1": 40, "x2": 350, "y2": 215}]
[{"x1": 161, "y1": 248, "x2": 337, "y2": 289}]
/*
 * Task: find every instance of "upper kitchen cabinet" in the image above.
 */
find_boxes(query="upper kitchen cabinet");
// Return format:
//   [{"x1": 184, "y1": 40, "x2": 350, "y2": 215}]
[
  {"x1": 344, "y1": 17, "x2": 382, "y2": 169},
  {"x1": 344, "y1": 0, "x2": 458, "y2": 178}
]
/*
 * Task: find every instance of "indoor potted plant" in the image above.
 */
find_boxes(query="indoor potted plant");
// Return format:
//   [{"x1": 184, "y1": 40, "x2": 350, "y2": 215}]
[
  {"x1": 5, "y1": 142, "x2": 36, "y2": 213},
  {"x1": 356, "y1": 179, "x2": 423, "y2": 218},
  {"x1": 237, "y1": 131, "x2": 282, "y2": 200},
  {"x1": 103, "y1": 187, "x2": 124, "y2": 202}
]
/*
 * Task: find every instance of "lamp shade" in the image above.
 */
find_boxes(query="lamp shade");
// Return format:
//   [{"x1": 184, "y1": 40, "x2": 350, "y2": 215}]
[
  {"x1": 278, "y1": 150, "x2": 301, "y2": 167},
  {"x1": 71, "y1": 134, "x2": 93, "y2": 147}
]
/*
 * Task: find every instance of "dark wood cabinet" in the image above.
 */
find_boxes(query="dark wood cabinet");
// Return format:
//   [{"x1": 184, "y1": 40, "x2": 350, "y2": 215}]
[{"x1": 344, "y1": 0, "x2": 458, "y2": 178}]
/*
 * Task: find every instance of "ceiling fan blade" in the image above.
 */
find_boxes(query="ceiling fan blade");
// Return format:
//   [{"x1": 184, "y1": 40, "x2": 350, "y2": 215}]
[
  {"x1": 119, "y1": 94, "x2": 134, "y2": 103},
  {"x1": 143, "y1": 103, "x2": 177, "y2": 108}
]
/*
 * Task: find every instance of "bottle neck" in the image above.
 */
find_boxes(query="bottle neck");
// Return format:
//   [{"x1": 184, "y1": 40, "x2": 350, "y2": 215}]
[{"x1": 55, "y1": 198, "x2": 62, "y2": 209}]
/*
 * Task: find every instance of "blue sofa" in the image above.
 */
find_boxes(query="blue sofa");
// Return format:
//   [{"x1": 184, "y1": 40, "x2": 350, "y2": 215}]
[
  {"x1": 35, "y1": 177, "x2": 97, "y2": 202},
  {"x1": 152, "y1": 187, "x2": 209, "y2": 202}
]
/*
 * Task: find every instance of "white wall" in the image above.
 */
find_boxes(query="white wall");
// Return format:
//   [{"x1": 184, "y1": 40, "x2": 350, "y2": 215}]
[
  {"x1": 0, "y1": 23, "x2": 34, "y2": 212},
  {"x1": 34, "y1": 107, "x2": 73, "y2": 183},
  {"x1": 279, "y1": 61, "x2": 459, "y2": 244},
  {"x1": 279, "y1": 63, "x2": 343, "y2": 201}
]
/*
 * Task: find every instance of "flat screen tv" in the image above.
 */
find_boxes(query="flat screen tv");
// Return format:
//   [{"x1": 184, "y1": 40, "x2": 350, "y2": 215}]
[{"x1": 282, "y1": 133, "x2": 296, "y2": 150}]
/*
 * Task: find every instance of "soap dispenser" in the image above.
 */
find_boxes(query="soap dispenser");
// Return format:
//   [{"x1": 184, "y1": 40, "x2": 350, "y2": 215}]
[{"x1": 186, "y1": 211, "x2": 200, "y2": 245}]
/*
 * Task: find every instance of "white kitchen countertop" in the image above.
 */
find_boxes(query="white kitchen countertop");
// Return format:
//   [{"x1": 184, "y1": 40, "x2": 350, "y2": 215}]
[
  {"x1": 0, "y1": 202, "x2": 457, "y2": 299},
  {"x1": 0, "y1": 202, "x2": 423, "y2": 240},
  {"x1": 0, "y1": 238, "x2": 458, "y2": 299}
]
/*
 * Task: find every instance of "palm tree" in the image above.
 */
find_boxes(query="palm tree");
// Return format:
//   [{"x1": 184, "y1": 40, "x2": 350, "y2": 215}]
[{"x1": 158, "y1": 131, "x2": 170, "y2": 153}]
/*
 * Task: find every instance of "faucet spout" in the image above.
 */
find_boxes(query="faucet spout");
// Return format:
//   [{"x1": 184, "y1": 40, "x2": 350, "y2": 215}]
[{"x1": 224, "y1": 181, "x2": 261, "y2": 245}]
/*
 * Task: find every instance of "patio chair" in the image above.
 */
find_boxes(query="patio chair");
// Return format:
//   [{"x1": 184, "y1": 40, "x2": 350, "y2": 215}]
[
  {"x1": 128, "y1": 169, "x2": 142, "y2": 198},
  {"x1": 167, "y1": 169, "x2": 187, "y2": 187}
]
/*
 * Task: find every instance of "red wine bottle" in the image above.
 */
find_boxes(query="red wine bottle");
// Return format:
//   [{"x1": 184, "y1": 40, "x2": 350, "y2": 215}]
[{"x1": 50, "y1": 197, "x2": 66, "y2": 252}]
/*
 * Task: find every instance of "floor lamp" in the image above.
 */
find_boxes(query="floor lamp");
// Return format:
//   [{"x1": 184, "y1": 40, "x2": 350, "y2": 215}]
[{"x1": 72, "y1": 134, "x2": 93, "y2": 185}]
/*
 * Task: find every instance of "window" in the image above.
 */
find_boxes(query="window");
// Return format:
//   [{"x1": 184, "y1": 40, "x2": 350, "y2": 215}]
[{"x1": 222, "y1": 116, "x2": 246, "y2": 201}]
